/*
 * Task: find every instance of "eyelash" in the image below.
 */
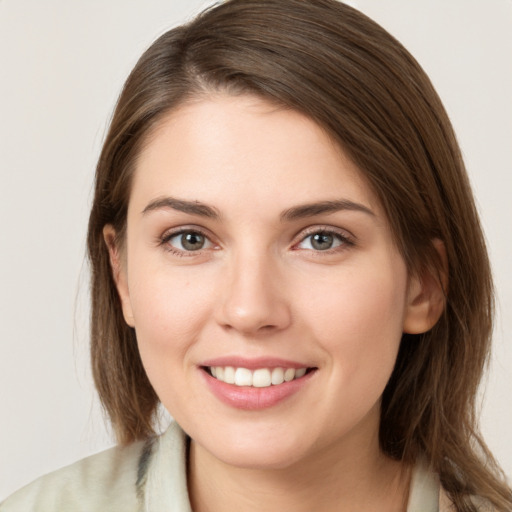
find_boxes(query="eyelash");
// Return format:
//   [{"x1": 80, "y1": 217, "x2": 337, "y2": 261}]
[
  {"x1": 159, "y1": 227, "x2": 215, "y2": 257},
  {"x1": 292, "y1": 226, "x2": 355, "y2": 254},
  {"x1": 159, "y1": 226, "x2": 355, "y2": 257}
]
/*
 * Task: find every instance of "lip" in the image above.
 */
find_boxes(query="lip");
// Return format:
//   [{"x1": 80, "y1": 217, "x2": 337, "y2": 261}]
[{"x1": 199, "y1": 358, "x2": 317, "y2": 410}]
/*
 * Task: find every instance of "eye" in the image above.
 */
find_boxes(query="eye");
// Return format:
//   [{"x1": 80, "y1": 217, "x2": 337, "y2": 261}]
[
  {"x1": 163, "y1": 230, "x2": 214, "y2": 253},
  {"x1": 295, "y1": 230, "x2": 352, "y2": 252}
]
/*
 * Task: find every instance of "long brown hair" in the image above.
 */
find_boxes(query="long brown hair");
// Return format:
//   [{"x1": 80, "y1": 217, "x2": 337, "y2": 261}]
[{"x1": 87, "y1": 1, "x2": 511, "y2": 509}]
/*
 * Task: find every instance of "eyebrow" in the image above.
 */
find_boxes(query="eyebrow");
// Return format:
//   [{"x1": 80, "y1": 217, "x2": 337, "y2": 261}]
[
  {"x1": 141, "y1": 196, "x2": 374, "y2": 221},
  {"x1": 280, "y1": 199, "x2": 375, "y2": 221},
  {"x1": 142, "y1": 197, "x2": 220, "y2": 219}
]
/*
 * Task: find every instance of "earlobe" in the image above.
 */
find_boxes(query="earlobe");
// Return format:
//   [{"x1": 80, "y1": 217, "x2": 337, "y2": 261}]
[
  {"x1": 403, "y1": 239, "x2": 448, "y2": 334},
  {"x1": 103, "y1": 225, "x2": 135, "y2": 328}
]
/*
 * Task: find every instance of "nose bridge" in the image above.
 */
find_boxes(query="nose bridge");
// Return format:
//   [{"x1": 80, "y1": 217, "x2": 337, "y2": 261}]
[{"x1": 217, "y1": 243, "x2": 291, "y2": 335}]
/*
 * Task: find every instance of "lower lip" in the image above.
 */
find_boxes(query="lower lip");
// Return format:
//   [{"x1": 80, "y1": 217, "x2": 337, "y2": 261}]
[{"x1": 201, "y1": 369, "x2": 316, "y2": 410}]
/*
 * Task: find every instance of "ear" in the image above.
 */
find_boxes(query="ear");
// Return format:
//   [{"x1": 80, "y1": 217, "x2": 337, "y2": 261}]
[
  {"x1": 403, "y1": 239, "x2": 448, "y2": 334},
  {"x1": 103, "y1": 225, "x2": 135, "y2": 327}
]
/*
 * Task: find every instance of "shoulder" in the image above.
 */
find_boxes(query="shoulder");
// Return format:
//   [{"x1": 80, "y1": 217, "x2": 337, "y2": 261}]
[
  {"x1": 440, "y1": 488, "x2": 498, "y2": 512},
  {"x1": 0, "y1": 438, "x2": 149, "y2": 512},
  {"x1": 409, "y1": 459, "x2": 497, "y2": 512},
  {"x1": 0, "y1": 422, "x2": 190, "y2": 512}
]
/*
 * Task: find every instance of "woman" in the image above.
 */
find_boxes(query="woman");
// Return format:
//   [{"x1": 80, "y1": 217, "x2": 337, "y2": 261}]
[{"x1": 2, "y1": 0, "x2": 510, "y2": 510}]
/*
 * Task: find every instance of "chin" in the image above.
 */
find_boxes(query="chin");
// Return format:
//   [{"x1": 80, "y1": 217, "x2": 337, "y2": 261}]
[
  {"x1": 216, "y1": 445, "x2": 307, "y2": 471},
  {"x1": 196, "y1": 425, "x2": 316, "y2": 471}
]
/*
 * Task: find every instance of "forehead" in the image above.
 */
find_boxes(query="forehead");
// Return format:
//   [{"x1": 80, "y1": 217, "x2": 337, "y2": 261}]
[{"x1": 130, "y1": 94, "x2": 381, "y2": 218}]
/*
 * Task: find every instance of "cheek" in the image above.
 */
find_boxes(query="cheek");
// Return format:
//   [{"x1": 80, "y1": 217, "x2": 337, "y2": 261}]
[
  {"x1": 322, "y1": 277, "x2": 405, "y2": 340},
  {"x1": 125, "y1": 261, "x2": 219, "y2": 412},
  {"x1": 299, "y1": 262, "x2": 407, "y2": 378},
  {"x1": 126, "y1": 255, "x2": 216, "y2": 361},
  {"x1": 304, "y1": 269, "x2": 407, "y2": 428}
]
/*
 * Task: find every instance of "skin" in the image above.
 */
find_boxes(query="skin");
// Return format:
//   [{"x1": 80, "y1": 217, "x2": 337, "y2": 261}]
[{"x1": 105, "y1": 94, "x2": 444, "y2": 511}]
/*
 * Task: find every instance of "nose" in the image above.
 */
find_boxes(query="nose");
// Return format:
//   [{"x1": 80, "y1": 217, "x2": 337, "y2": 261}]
[{"x1": 215, "y1": 249, "x2": 292, "y2": 336}]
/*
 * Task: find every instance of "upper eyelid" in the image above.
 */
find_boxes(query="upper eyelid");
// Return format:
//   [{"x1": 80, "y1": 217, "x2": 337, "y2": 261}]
[
  {"x1": 161, "y1": 225, "x2": 214, "y2": 240},
  {"x1": 294, "y1": 224, "x2": 354, "y2": 241}
]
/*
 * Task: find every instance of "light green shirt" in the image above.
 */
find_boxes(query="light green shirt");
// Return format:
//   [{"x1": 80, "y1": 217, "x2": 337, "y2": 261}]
[{"x1": 0, "y1": 421, "x2": 451, "y2": 511}]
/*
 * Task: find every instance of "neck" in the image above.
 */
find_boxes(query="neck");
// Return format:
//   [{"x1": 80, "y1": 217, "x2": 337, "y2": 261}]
[{"x1": 187, "y1": 419, "x2": 411, "y2": 512}]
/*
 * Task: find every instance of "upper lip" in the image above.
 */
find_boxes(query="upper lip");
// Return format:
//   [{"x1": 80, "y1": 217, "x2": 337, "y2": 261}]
[{"x1": 201, "y1": 356, "x2": 313, "y2": 370}]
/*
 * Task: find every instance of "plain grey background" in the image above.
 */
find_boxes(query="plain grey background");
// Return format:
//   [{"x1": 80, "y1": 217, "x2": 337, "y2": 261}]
[{"x1": 1, "y1": 0, "x2": 511, "y2": 499}]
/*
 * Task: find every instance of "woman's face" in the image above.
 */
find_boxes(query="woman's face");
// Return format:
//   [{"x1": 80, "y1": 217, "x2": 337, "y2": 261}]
[{"x1": 110, "y1": 94, "x2": 426, "y2": 470}]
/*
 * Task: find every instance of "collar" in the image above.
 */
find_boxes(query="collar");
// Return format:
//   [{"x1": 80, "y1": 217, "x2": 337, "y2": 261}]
[{"x1": 140, "y1": 422, "x2": 441, "y2": 512}]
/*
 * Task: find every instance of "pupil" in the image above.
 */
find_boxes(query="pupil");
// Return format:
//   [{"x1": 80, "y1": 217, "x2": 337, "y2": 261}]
[
  {"x1": 312, "y1": 233, "x2": 333, "y2": 250},
  {"x1": 182, "y1": 232, "x2": 204, "y2": 251}
]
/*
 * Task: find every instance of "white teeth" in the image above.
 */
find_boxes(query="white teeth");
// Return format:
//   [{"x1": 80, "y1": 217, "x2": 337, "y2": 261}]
[
  {"x1": 209, "y1": 366, "x2": 309, "y2": 387},
  {"x1": 284, "y1": 368, "x2": 295, "y2": 382},
  {"x1": 271, "y1": 367, "x2": 284, "y2": 385},
  {"x1": 223, "y1": 366, "x2": 235, "y2": 384},
  {"x1": 252, "y1": 369, "x2": 272, "y2": 388},
  {"x1": 235, "y1": 367, "x2": 253, "y2": 386},
  {"x1": 295, "y1": 368, "x2": 307, "y2": 378}
]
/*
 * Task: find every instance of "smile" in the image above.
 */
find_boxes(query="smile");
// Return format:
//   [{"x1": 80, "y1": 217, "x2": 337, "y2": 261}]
[{"x1": 208, "y1": 366, "x2": 308, "y2": 387}]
